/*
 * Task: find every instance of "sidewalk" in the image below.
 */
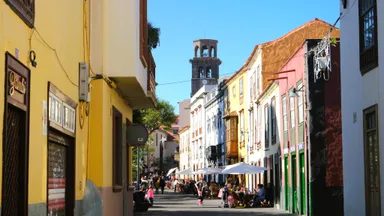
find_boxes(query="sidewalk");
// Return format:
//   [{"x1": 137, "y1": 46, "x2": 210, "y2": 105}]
[{"x1": 135, "y1": 189, "x2": 293, "y2": 216}]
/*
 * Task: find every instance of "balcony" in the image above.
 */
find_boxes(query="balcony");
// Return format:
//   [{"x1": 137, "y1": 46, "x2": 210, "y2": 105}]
[
  {"x1": 250, "y1": 145, "x2": 254, "y2": 154},
  {"x1": 90, "y1": 0, "x2": 156, "y2": 109},
  {"x1": 224, "y1": 114, "x2": 238, "y2": 158},
  {"x1": 256, "y1": 142, "x2": 261, "y2": 150}
]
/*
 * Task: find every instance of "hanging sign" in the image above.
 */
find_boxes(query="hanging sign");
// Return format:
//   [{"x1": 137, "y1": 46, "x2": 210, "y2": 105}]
[{"x1": 126, "y1": 124, "x2": 149, "y2": 146}]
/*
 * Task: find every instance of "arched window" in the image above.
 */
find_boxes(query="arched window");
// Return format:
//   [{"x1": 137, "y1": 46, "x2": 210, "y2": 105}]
[
  {"x1": 202, "y1": 45, "x2": 208, "y2": 57},
  {"x1": 206, "y1": 67, "x2": 212, "y2": 78},
  {"x1": 198, "y1": 67, "x2": 204, "y2": 78},
  {"x1": 210, "y1": 46, "x2": 216, "y2": 57},
  {"x1": 194, "y1": 46, "x2": 200, "y2": 57}
]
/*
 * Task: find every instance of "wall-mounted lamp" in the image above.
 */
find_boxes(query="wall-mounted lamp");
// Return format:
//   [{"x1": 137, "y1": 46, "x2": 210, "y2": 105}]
[{"x1": 289, "y1": 86, "x2": 304, "y2": 98}]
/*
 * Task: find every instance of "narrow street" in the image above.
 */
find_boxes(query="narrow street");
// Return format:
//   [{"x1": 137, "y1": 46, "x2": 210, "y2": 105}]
[{"x1": 135, "y1": 189, "x2": 293, "y2": 216}]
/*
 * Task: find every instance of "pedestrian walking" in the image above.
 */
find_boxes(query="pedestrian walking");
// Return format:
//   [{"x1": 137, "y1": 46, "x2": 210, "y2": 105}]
[
  {"x1": 147, "y1": 185, "x2": 154, "y2": 206},
  {"x1": 197, "y1": 188, "x2": 204, "y2": 206},
  {"x1": 159, "y1": 176, "x2": 166, "y2": 194}
]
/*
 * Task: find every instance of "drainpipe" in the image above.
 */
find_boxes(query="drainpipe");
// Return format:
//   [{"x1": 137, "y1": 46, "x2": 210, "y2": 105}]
[{"x1": 304, "y1": 43, "x2": 312, "y2": 216}]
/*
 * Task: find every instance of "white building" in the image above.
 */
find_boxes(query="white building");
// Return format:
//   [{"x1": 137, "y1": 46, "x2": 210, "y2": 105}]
[
  {"x1": 178, "y1": 126, "x2": 190, "y2": 177},
  {"x1": 148, "y1": 129, "x2": 179, "y2": 173},
  {"x1": 190, "y1": 84, "x2": 216, "y2": 180},
  {"x1": 178, "y1": 99, "x2": 191, "y2": 129},
  {"x1": 252, "y1": 82, "x2": 281, "y2": 204},
  {"x1": 246, "y1": 45, "x2": 263, "y2": 191},
  {"x1": 340, "y1": 1, "x2": 384, "y2": 215},
  {"x1": 204, "y1": 79, "x2": 227, "y2": 183}
]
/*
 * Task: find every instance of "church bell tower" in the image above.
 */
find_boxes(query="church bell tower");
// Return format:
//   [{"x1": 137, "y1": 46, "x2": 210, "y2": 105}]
[{"x1": 190, "y1": 39, "x2": 221, "y2": 97}]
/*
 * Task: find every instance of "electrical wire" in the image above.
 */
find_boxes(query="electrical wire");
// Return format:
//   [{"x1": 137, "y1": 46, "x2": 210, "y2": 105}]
[
  {"x1": 33, "y1": 28, "x2": 79, "y2": 87},
  {"x1": 156, "y1": 52, "x2": 310, "y2": 86},
  {"x1": 159, "y1": 16, "x2": 344, "y2": 87},
  {"x1": 340, "y1": 0, "x2": 357, "y2": 19}
]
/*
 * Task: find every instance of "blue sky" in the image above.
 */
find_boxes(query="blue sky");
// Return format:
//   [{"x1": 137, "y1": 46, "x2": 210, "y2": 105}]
[{"x1": 148, "y1": 0, "x2": 340, "y2": 114}]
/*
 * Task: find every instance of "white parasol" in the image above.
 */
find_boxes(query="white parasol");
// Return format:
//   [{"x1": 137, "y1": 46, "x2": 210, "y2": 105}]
[
  {"x1": 166, "y1": 167, "x2": 178, "y2": 177},
  {"x1": 176, "y1": 169, "x2": 193, "y2": 175},
  {"x1": 221, "y1": 162, "x2": 267, "y2": 174}
]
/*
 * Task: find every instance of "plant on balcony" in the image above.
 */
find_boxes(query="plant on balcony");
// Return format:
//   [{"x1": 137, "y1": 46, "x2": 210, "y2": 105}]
[{"x1": 148, "y1": 22, "x2": 160, "y2": 50}]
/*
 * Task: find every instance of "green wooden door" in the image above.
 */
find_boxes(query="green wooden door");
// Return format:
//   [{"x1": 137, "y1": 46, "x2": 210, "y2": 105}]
[
  {"x1": 300, "y1": 153, "x2": 306, "y2": 214},
  {"x1": 292, "y1": 155, "x2": 297, "y2": 213},
  {"x1": 284, "y1": 156, "x2": 289, "y2": 211}
]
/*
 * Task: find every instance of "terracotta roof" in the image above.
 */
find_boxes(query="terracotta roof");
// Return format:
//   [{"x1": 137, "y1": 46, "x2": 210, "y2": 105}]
[
  {"x1": 157, "y1": 127, "x2": 180, "y2": 142},
  {"x1": 166, "y1": 132, "x2": 179, "y2": 142},
  {"x1": 261, "y1": 18, "x2": 340, "y2": 90},
  {"x1": 225, "y1": 18, "x2": 340, "y2": 91},
  {"x1": 224, "y1": 43, "x2": 266, "y2": 85}
]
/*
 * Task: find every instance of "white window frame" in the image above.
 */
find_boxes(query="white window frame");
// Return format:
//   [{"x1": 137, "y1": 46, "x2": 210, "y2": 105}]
[
  {"x1": 282, "y1": 95, "x2": 288, "y2": 132},
  {"x1": 49, "y1": 92, "x2": 63, "y2": 126},
  {"x1": 257, "y1": 106, "x2": 261, "y2": 142},
  {"x1": 256, "y1": 65, "x2": 261, "y2": 96},
  {"x1": 63, "y1": 103, "x2": 76, "y2": 133},
  {"x1": 297, "y1": 82, "x2": 304, "y2": 123},
  {"x1": 239, "y1": 77, "x2": 243, "y2": 97},
  {"x1": 290, "y1": 94, "x2": 295, "y2": 128},
  {"x1": 264, "y1": 104, "x2": 269, "y2": 145},
  {"x1": 240, "y1": 111, "x2": 244, "y2": 142}
]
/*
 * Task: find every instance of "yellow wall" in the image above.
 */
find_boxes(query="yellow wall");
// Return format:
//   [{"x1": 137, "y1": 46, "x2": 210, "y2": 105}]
[
  {"x1": 89, "y1": 80, "x2": 133, "y2": 187},
  {"x1": 0, "y1": 0, "x2": 88, "y2": 204},
  {"x1": 226, "y1": 71, "x2": 249, "y2": 163}
]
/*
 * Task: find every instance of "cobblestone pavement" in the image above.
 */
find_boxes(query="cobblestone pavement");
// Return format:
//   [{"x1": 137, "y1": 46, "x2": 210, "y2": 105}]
[{"x1": 134, "y1": 190, "x2": 293, "y2": 216}]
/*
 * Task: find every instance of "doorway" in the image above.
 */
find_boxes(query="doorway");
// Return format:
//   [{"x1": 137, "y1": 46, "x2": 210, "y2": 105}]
[
  {"x1": 2, "y1": 53, "x2": 30, "y2": 216},
  {"x1": 269, "y1": 155, "x2": 274, "y2": 205},
  {"x1": 300, "y1": 152, "x2": 306, "y2": 214},
  {"x1": 291, "y1": 154, "x2": 297, "y2": 213},
  {"x1": 284, "y1": 156, "x2": 288, "y2": 211},
  {"x1": 47, "y1": 129, "x2": 75, "y2": 216},
  {"x1": 274, "y1": 154, "x2": 281, "y2": 205},
  {"x1": 46, "y1": 83, "x2": 76, "y2": 216}
]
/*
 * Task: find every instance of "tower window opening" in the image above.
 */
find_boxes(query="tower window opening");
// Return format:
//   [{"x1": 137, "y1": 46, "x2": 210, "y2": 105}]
[
  {"x1": 195, "y1": 46, "x2": 200, "y2": 57},
  {"x1": 206, "y1": 67, "x2": 212, "y2": 78},
  {"x1": 198, "y1": 67, "x2": 205, "y2": 78},
  {"x1": 202, "y1": 45, "x2": 209, "y2": 57},
  {"x1": 210, "y1": 47, "x2": 215, "y2": 57}
]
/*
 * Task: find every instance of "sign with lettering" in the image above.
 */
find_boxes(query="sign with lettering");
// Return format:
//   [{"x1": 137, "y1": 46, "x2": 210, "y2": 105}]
[
  {"x1": 8, "y1": 70, "x2": 27, "y2": 104},
  {"x1": 9, "y1": 70, "x2": 26, "y2": 95}
]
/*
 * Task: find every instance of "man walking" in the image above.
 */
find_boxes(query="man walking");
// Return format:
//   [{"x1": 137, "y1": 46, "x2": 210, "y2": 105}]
[{"x1": 159, "y1": 176, "x2": 166, "y2": 194}]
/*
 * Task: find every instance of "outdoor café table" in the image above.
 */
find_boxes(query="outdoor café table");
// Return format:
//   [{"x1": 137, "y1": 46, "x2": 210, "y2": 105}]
[{"x1": 234, "y1": 191, "x2": 254, "y2": 208}]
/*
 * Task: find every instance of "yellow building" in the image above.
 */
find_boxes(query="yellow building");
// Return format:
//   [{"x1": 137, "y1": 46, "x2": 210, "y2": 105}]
[
  {"x1": 0, "y1": 0, "x2": 87, "y2": 215},
  {"x1": 223, "y1": 66, "x2": 249, "y2": 184},
  {"x1": 88, "y1": 0, "x2": 156, "y2": 215},
  {"x1": 0, "y1": 0, "x2": 155, "y2": 215}
]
